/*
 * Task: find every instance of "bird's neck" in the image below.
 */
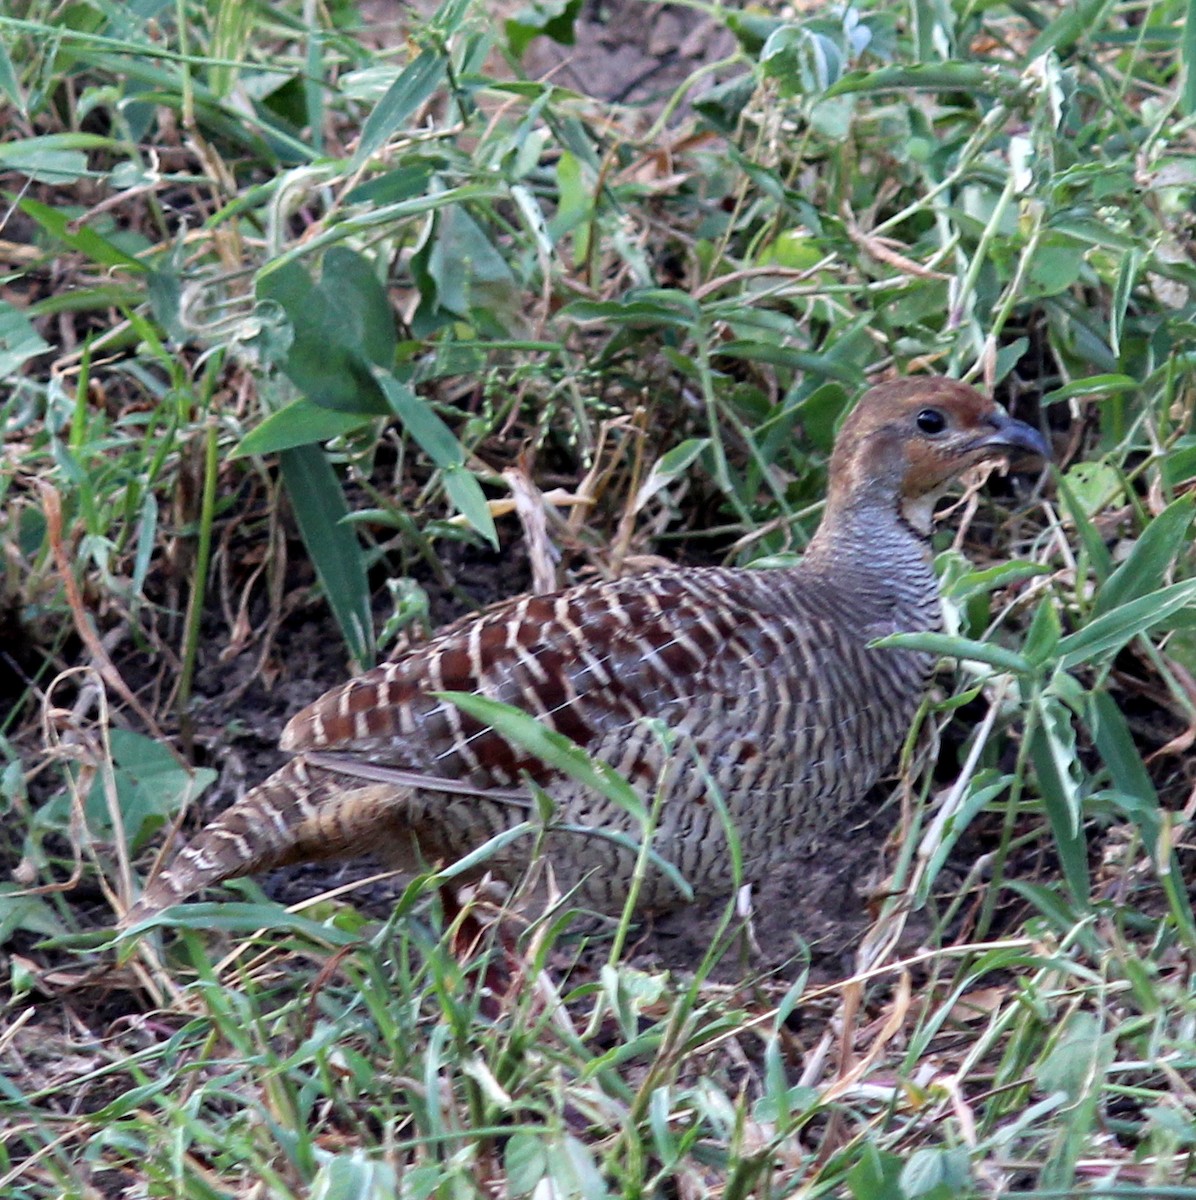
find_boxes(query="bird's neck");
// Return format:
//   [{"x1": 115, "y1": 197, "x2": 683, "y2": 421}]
[{"x1": 801, "y1": 492, "x2": 941, "y2": 631}]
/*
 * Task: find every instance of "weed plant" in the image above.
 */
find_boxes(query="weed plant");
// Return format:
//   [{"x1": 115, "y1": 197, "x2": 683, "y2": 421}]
[{"x1": 2, "y1": 0, "x2": 1196, "y2": 1196}]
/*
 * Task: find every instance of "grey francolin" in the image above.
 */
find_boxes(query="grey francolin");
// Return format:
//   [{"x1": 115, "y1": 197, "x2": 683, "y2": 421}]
[{"x1": 123, "y1": 377, "x2": 1048, "y2": 926}]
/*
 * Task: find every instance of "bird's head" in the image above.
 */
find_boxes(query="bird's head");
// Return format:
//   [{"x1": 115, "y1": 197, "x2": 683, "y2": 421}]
[{"x1": 827, "y1": 377, "x2": 1050, "y2": 535}]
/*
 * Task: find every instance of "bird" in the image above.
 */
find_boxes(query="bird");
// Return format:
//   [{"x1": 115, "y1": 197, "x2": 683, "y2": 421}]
[{"x1": 122, "y1": 377, "x2": 1048, "y2": 927}]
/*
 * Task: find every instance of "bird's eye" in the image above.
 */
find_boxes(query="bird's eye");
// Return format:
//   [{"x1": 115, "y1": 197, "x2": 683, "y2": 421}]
[{"x1": 915, "y1": 408, "x2": 947, "y2": 435}]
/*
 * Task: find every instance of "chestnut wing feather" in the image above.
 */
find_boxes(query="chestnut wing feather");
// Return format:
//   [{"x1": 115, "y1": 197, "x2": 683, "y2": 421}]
[{"x1": 280, "y1": 572, "x2": 744, "y2": 791}]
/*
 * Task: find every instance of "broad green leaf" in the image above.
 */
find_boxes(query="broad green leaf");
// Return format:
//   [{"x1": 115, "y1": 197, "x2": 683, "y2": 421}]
[
  {"x1": 280, "y1": 444, "x2": 374, "y2": 668},
  {"x1": 1085, "y1": 692, "x2": 1159, "y2": 843},
  {"x1": 0, "y1": 300, "x2": 51, "y2": 376},
  {"x1": 505, "y1": 1131, "x2": 548, "y2": 1196},
  {"x1": 870, "y1": 631, "x2": 1032, "y2": 675},
  {"x1": 352, "y1": 49, "x2": 446, "y2": 168},
  {"x1": 440, "y1": 692, "x2": 647, "y2": 823},
  {"x1": 1041, "y1": 373, "x2": 1138, "y2": 404},
  {"x1": 1028, "y1": 693, "x2": 1089, "y2": 903},
  {"x1": 257, "y1": 247, "x2": 395, "y2": 416},
  {"x1": 0, "y1": 37, "x2": 21, "y2": 113},
  {"x1": 1060, "y1": 460, "x2": 1124, "y2": 517},
  {"x1": 0, "y1": 140, "x2": 86, "y2": 183},
  {"x1": 993, "y1": 335, "x2": 1029, "y2": 384},
  {"x1": 1037, "y1": 1012, "x2": 1105, "y2": 1101},
  {"x1": 377, "y1": 374, "x2": 463, "y2": 468},
  {"x1": 235, "y1": 397, "x2": 376, "y2": 457},
  {"x1": 1185, "y1": 0, "x2": 1196, "y2": 114},
  {"x1": 442, "y1": 464, "x2": 498, "y2": 548},
  {"x1": 89, "y1": 730, "x2": 216, "y2": 853},
  {"x1": 634, "y1": 438, "x2": 711, "y2": 512},
  {"x1": 847, "y1": 1145, "x2": 904, "y2": 1200},
  {"x1": 761, "y1": 26, "x2": 844, "y2": 96},
  {"x1": 1092, "y1": 493, "x2": 1195, "y2": 617},
  {"x1": 1024, "y1": 237, "x2": 1085, "y2": 299},
  {"x1": 1162, "y1": 440, "x2": 1196, "y2": 488},
  {"x1": 506, "y1": 0, "x2": 582, "y2": 59},
  {"x1": 0, "y1": 884, "x2": 65, "y2": 942},
  {"x1": 422, "y1": 205, "x2": 519, "y2": 323},
  {"x1": 1058, "y1": 578, "x2": 1196, "y2": 668},
  {"x1": 899, "y1": 1146, "x2": 971, "y2": 1200},
  {"x1": 19, "y1": 197, "x2": 147, "y2": 271},
  {"x1": 310, "y1": 1152, "x2": 398, "y2": 1200}
]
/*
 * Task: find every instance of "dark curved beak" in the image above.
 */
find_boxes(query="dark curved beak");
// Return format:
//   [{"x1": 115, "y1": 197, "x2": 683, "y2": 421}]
[{"x1": 980, "y1": 409, "x2": 1051, "y2": 461}]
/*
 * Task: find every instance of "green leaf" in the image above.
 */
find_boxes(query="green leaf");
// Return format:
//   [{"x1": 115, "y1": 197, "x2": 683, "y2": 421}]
[
  {"x1": 374, "y1": 375, "x2": 497, "y2": 545},
  {"x1": 899, "y1": 1146, "x2": 971, "y2": 1199},
  {"x1": 1037, "y1": 1011, "x2": 1104, "y2": 1101},
  {"x1": 634, "y1": 438, "x2": 711, "y2": 512},
  {"x1": 944, "y1": 559, "x2": 1049, "y2": 604},
  {"x1": 1092, "y1": 493, "x2": 1195, "y2": 617},
  {"x1": 869, "y1": 631, "x2": 1032, "y2": 676},
  {"x1": 19, "y1": 197, "x2": 147, "y2": 271},
  {"x1": 442, "y1": 464, "x2": 498, "y2": 548},
  {"x1": 352, "y1": 49, "x2": 446, "y2": 168},
  {"x1": 1041, "y1": 374, "x2": 1138, "y2": 404},
  {"x1": 0, "y1": 884, "x2": 65, "y2": 942},
  {"x1": 761, "y1": 25, "x2": 844, "y2": 96},
  {"x1": 506, "y1": 0, "x2": 582, "y2": 60},
  {"x1": 0, "y1": 37, "x2": 22, "y2": 113},
  {"x1": 1028, "y1": 693, "x2": 1089, "y2": 904},
  {"x1": 916, "y1": 771, "x2": 1011, "y2": 905},
  {"x1": 256, "y1": 247, "x2": 395, "y2": 416},
  {"x1": 0, "y1": 138, "x2": 86, "y2": 183},
  {"x1": 505, "y1": 1131, "x2": 548, "y2": 1196},
  {"x1": 1185, "y1": 0, "x2": 1196, "y2": 115},
  {"x1": 422, "y1": 205, "x2": 518, "y2": 322},
  {"x1": 1021, "y1": 597, "x2": 1062, "y2": 667},
  {"x1": 562, "y1": 292, "x2": 700, "y2": 328},
  {"x1": 1109, "y1": 251, "x2": 1140, "y2": 355},
  {"x1": 119, "y1": 900, "x2": 363, "y2": 941},
  {"x1": 279, "y1": 444, "x2": 375, "y2": 668},
  {"x1": 1058, "y1": 579, "x2": 1196, "y2": 669},
  {"x1": 1027, "y1": 0, "x2": 1113, "y2": 59},
  {"x1": 377, "y1": 373, "x2": 465, "y2": 468},
  {"x1": 90, "y1": 730, "x2": 216, "y2": 853},
  {"x1": 823, "y1": 62, "x2": 1007, "y2": 99},
  {"x1": 1084, "y1": 692, "x2": 1159, "y2": 838},
  {"x1": 847, "y1": 1146, "x2": 905, "y2": 1200},
  {"x1": 1024, "y1": 238, "x2": 1085, "y2": 300},
  {"x1": 440, "y1": 692, "x2": 648, "y2": 823},
  {"x1": 0, "y1": 300, "x2": 51, "y2": 376},
  {"x1": 234, "y1": 397, "x2": 376, "y2": 456},
  {"x1": 1059, "y1": 461, "x2": 1124, "y2": 518},
  {"x1": 1056, "y1": 475, "x2": 1113, "y2": 581}
]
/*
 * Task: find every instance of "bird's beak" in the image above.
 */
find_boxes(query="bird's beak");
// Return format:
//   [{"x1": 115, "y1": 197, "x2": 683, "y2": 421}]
[{"x1": 979, "y1": 410, "x2": 1051, "y2": 461}]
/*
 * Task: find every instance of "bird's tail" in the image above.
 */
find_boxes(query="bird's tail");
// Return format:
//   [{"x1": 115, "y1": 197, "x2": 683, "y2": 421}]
[{"x1": 120, "y1": 756, "x2": 399, "y2": 928}]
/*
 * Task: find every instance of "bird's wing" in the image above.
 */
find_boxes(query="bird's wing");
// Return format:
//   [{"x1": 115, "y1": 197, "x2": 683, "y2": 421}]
[{"x1": 280, "y1": 570, "x2": 753, "y2": 792}]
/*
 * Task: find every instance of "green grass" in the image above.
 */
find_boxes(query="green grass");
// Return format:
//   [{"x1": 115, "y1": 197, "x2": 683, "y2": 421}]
[{"x1": 3, "y1": 0, "x2": 1196, "y2": 1195}]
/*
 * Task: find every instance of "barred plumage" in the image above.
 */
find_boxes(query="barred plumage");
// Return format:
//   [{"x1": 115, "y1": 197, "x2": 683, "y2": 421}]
[{"x1": 123, "y1": 377, "x2": 1048, "y2": 925}]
